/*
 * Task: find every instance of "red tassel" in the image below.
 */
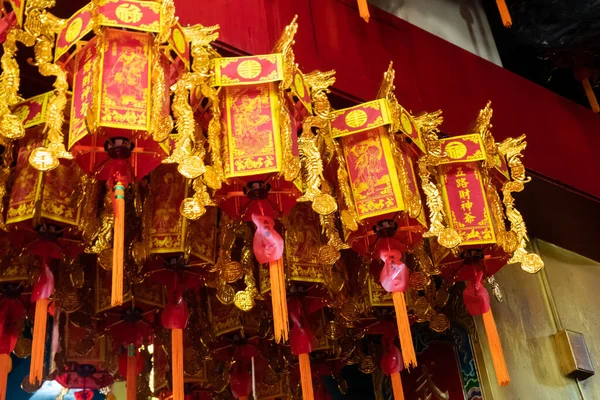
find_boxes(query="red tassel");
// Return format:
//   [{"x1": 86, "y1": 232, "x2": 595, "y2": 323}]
[
  {"x1": 482, "y1": 309, "x2": 510, "y2": 386},
  {"x1": 582, "y1": 78, "x2": 600, "y2": 113},
  {"x1": 0, "y1": 354, "x2": 10, "y2": 400},
  {"x1": 390, "y1": 372, "x2": 405, "y2": 400},
  {"x1": 112, "y1": 182, "x2": 125, "y2": 307},
  {"x1": 127, "y1": 345, "x2": 137, "y2": 400},
  {"x1": 357, "y1": 0, "x2": 370, "y2": 22},
  {"x1": 495, "y1": 0, "x2": 512, "y2": 27}
]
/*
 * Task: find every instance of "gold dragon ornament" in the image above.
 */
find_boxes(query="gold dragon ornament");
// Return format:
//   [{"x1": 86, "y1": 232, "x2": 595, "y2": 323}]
[
  {"x1": 23, "y1": 0, "x2": 74, "y2": 171},
  {"x1": 165, "y1": 24, "x2": 221, "y2": 220},
  {"x1": 297, "y1": 69, "x2": 339, "y2": 218}
]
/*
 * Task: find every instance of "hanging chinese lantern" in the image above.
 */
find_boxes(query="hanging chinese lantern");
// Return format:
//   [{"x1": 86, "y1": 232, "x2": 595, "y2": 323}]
[
  {"x1": 6, "y1": 91, "x2": 91, "y2": 386},
  {"x1": 325, "y1": 64, "x2": 438, "y2": 369},
  {"x1": 44, "y1": 0, "x2": 187, "y2": 307},
  {"x1": 423, "y1": 102, "x2": 544, "y2": 386},
  {"x1": 205, "y1": 17, "x2": 336, "y2": 344}
]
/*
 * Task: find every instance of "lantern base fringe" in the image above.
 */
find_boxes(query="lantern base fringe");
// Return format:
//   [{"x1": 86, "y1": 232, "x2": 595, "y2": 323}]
[
  {"x1": 29, "y1": 298, "x2": 48, "y2": 385},
  {"x1": 392, "y1": 292, "x2": 417, "y2": 369},
  {"x1": 495, "y1": 0, "x2": 512, "y2": 27},
  {"x1": 482, "y1": 309, "x2": 510, "y2": 386},
  {"x1": 299, "y1": 353, "x2": 314, "y2": 400},
  {"x1": 111, "y1": 182, "x2": 125, "y2": 307},
  {"x1": 127, "y1": 346, "x2": 137, "y2": 400},
  {"x1": 270, "y1": 258, "x2": 289, "y2": 343},
  {"x1": 239, "y1": 397, "x2": 249, "y2": 400},
  {"x1": 171, "y1": 328, "x2": 184, "y2": 400},
  {"x1": 582, "y1": 78, "x2": 600, "y2": 113},
  {"x1": 357, "y1": 0, "x2": 370, "y2": 22},
  {"x1": 0, "y1": 354, "x2": 10, "y2": 400},
  {"x1": 390, "y1": 372, "x2": 405, "y2": 400}
]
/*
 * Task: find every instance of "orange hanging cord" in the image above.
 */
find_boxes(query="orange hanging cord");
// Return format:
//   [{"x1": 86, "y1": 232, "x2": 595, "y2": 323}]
[
  {"x1": 495, "y1": 0, "x2": 512, "y2": 27},
  {"x1": 171, "y1": 328, "x2": 184, "y2": 400},
  {"x1": 392, "y1": 292, "x2": 417, "y2": 369},
  {"x1": 482, "y1": 308, "x2": 510, "y2": 386},
  {"x1": 357, "y1": 0, "x2": 370, "y2": 22},
  {"x1": 270, "y1": 257, "x2": 289, "y2": 343},
  {"x1": 112, "y1": 182, "x2": 126, "y2": 307},
  {"x1": 582, "y1": 78, "x2": 600, "y2": 113},
  {"x1": 298, "y1": 353, "x2": 314, "y2": 400},
  {"x1": 0, "y1": 354, "x2": 10, "y2": 400},
  {"x1": 390, "y1": 371, "x2": 405, "y2": 400},
  {"x1": 126, "y1": 345, "x2": 137, "y2": 400},
  {"x1": 29, "y1": 297, "x2": 49, "y2": 386}
]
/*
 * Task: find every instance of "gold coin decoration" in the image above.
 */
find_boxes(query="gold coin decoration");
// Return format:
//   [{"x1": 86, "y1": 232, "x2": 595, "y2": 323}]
[
  {"x1": 29, "y1": 147, "x2": 59, "y2": 171},
  {"x1": 438, "y1": 227, "x2": 462, "y2": 249},
  {"x1": 429, "y1": 313, "x2": 451, "y2": 333},
  {"x1": 359, "y1": 356, "x2": 376, "y2": 374},
  {"x1": 521, "y1": 253, "x2": 544, "y2": 274},
  {"x1": 318, "y1": 245, "x2": 341, "y2": 265},
  {"x1": 203, "y1": 165, "x2": 222, "y2": 190},
  {"x1": 21, "y1": 375, "x2": 42, "y2": 392},
  {"x1": 178, "y1": 155, "x2": 206, "y2": 179},
  {"x1": 340, "y1": 301, "x2": 359, "y2": 322},
  {"x1": 435, "y1": 287, "x2": 450, "y2": 308},
  {"x1": 57, "y1": 290, "x2": 82, "y2": 313},
  {"x1": 340, "y1": 210, "x2": 358, "y2": 232},
  {"x1": 216, "y1": 284, "x2": 235, "y2": 305},
  {"x1": 131, "y1": 241, "x2": 149, "y2": 266},
  {"x1": 413, "y1": 296, "x2": 432, "y2": 321},
  {"x1": 409, "y1": 272, "x2": 430, "y2": 291},
  {"x1": 324, "y1": 268, "x2": 346, "y2": 293},
  {"x1": 69, "y1": 266, "x2": 85, "y2": 288},
  {"x1": 312, "y1": 193, "x2": 338, "y2": 216},
  {"x1": 234, "y1": 290, "x2": 254, "y2": 311},
  {"x1": 400, "y1": 112, "x2": 413, "y2": 135},
  {"x1": 98, "y1": 249, "x2": 113, "y2": 271},
  {"x1": 221, "y1": 261, "x2": 243, "y2": 283},
  {"x1": 14, "y1": 338, "x2": 32, "y2": 359},
  {"x1": 180, "y1": 197, "x2": 206, "y2": 220}
]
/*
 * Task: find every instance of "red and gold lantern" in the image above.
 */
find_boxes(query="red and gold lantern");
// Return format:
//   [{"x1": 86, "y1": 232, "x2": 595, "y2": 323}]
[
  {"x1": 326, "y1": 65, "x2": 432, "y2": 369},
  {"x1": 423, "y1": 102, "x2": 544, "y2": 386},
  {"x1": 43, "y1": 0, "x2": 188, "y2": 307}
]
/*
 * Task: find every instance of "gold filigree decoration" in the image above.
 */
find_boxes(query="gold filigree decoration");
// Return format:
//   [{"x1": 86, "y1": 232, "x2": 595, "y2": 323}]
[
  {"x1": 0, "y1": 140, "x2": 13, "y2": 230},
  {"x1": 470, "y1": 101, "x2": 496, "y2": 168},
  {"x1": 148, "y1": 43, "x2": 173, "y2": 142},
  {"x1": 497, "y1": 134, "x2": 543, "y2": 273},
  {"x1": 87, "y1": 183, "x2": 114, "y2": 254},
  {"x1": 272, "y1": 17, "x2": 300, "y2": 182}
]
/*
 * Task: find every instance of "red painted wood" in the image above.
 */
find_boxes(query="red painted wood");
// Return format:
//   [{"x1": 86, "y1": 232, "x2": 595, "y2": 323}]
[{"x1": 174, "y1": 0, "x2": 600, "y2": 198}]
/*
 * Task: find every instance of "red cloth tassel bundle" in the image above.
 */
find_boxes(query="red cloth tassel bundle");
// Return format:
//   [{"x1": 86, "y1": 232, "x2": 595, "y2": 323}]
[
  {"x1": 463, "y1": 270, "x2": 510, "y2": 386},
  {"x1": 378, "y1": 239, "x2": 417, "y2": 368},
  {"x1": 252, "y1": 213, "x2": 289, "y2": 343},
  {"x1": 161, "y1": 285, "x2": 189, "y2": 400}
]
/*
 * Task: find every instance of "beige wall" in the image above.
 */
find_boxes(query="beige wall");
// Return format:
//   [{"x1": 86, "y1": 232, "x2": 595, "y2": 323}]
[
  {"x1": 474, "y1": 239, "x2": 600, "y2": 399},
  {"x1": 368, "y1": 0, "x2": 502, "y2": 66}
]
